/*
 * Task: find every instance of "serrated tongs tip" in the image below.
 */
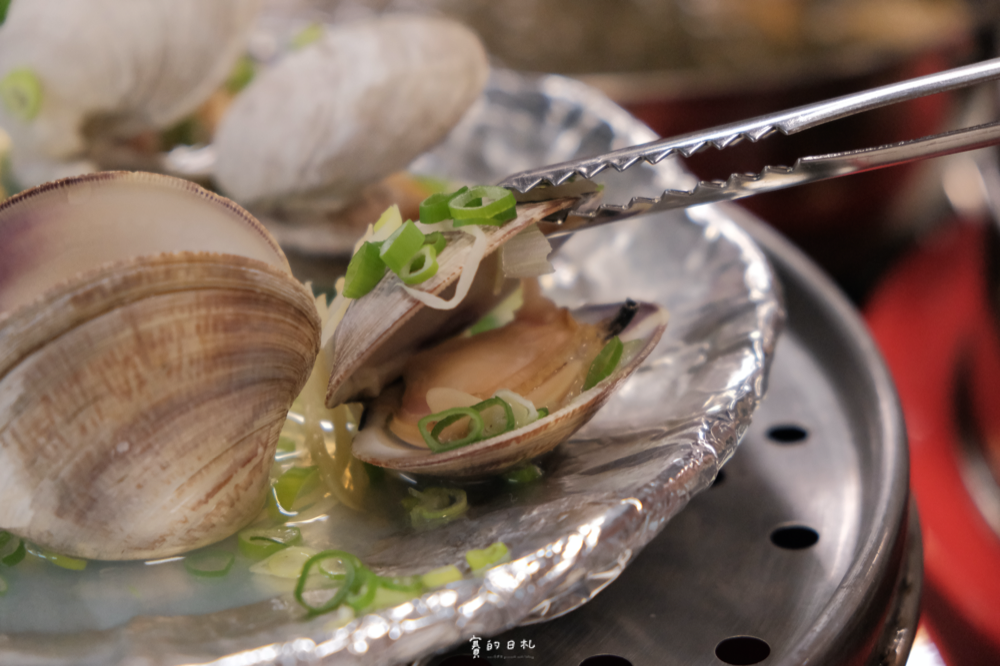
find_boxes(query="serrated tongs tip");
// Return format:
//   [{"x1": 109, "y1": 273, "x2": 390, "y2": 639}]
[{"x1": 501, "y1": 57, "x2": 1000, "y2": 235}]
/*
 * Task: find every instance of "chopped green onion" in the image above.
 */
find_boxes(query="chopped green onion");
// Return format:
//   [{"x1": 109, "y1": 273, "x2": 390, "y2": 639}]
[
  {"x1": 0, "y1": 69, "x2": 43, "y2": 122},
  {"x1": 418, "y1": 407, "x2": 484, "y2": 452},
  {"x1": 465, "y1": 542, "x2": 510, "y2": 575},
  {"x1": 452, "y1": 204, "x2": 518, "y2": 228},
  {"x1": 0, "y1": 532, "x2": 25, "y2": 566},
  {"x1": 380, "y1": 219, "x2": 426, "y2": 274},
  {"x1": 238, "y1": 526, "x2": 302, "y2": 560},
  {"x1": 421, "y1": 564, "x2": 463, "y2": 588},
  {"x1": 250, "y1": 546, "x2": 318, "y2": 578},
  {"x1": 342, "y1": 241, "x2": 386, "y2": 299},
  {"x1": 537, "y1": 407, "x2": 550, "y2": 418},
  {"x1": 424, "y1": 231, "x2": 447, "y2": 255},
  {"x1": 419, "y1": 186, "x2": 468, "y2": 225},
  {"x1": 0, "y1": 0, "x2": 11, "y2": 26},
  {"x1": 345, "y1": 567, "x2": 379, "y2": 612},
  {"x1": 373, "y1": 204, "x2": 403, "y2": 237},
  {"x1": 295, "y1": 550, "x2": 359, "y2": 615},
  {"x1": 405, "y1": 487, "x2": 468, "y2": 529},
  {"x1": 502, "y1": 463, "x2": 543, "y2": 485},
  {"x1": 28, "y1": 544, "x2": 87, "y2": 571},
  {"x1": 583, "y1": 335, "x2": 624, "y2": 391},
  {"x1": 448, "y1": 186, "x2": 516, "y2": 222},
  {"x1": 272, "y1": 465, "x2": 320, "y2": 514},
  {"x1": 184, "y1": 550, "x2": 234, "y2": 578},
  {"x1": 473, "y1": 396, "x2": 515, "y2": 438},
  {"x1": 290, "y1": 22, "x2": 324, "y2": 49},
  {"x1": 225, "y1": 54, "x2": 256, "y2": 93},
  {"x1": 377, "y1": 574, "x2": 423, "y2": 593},
  {"x1": 398, "y1": 245, "x2": 438, "y2": 285}
]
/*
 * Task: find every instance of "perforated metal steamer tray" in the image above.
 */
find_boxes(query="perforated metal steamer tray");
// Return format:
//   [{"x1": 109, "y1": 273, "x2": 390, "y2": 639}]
[{"x1": 417, "y1": 93, "x2": 921, "y2": 665}]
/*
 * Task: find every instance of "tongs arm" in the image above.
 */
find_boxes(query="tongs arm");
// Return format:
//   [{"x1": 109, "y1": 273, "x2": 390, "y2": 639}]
[{"x1": 499, "y1": 57, "x2": 1000, "y2": 235}]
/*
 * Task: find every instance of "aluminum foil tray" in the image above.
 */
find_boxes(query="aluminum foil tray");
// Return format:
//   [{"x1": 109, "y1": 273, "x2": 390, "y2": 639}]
[{"x1": 0, "y1": 73, "x2": 783, "y2": 665}]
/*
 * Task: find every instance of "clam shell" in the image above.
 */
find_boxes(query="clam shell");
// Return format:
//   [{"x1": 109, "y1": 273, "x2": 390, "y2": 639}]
[
  {"x1": 0, "y1": 172, "x2": 320, "y2": 559},
  {"x1": 0, "y1": 0, "x2": 261, "y2": 187},
  {"x1": 325, "y1": 198, "x2": 576, "y2": 407},
  {"x1": 212, "y1": 14, "x2": 489, "y2": 210},
  {"x1": 351, "y1": 300, "x2": 669, "y2": 477}
]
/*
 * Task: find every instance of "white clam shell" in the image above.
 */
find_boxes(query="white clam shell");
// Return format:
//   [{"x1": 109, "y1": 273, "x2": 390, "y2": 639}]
[
  {"x1": 212, "y1": 14, "x2": 489, "y2": 210},
  {"x1": 0, "y1": 0, "x2": 261, "y2": 187},
  {"x1": 0, "y1": 172, "x2": 320, "y2": 560},
  {"x1": 351, "y1": 301, "x2": 669, "y2": 477},
  {"x1": 325, "y1": 199, "x2": 575, "y2": 407}
]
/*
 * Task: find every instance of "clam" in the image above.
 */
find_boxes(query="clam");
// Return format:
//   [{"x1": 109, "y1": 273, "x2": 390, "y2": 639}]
[
  {"x1": 212, "y1": 14, "x2": 490, "y2": 214},
  {"x1": 325, "y1": 201, "x2": 668, "y2": 478},
  {"x1": 0, "y1": 171, "x2": 320, "y2": 560},
  {"x1": 0, "y1": 0, "x2": 261, "y2": 187}
]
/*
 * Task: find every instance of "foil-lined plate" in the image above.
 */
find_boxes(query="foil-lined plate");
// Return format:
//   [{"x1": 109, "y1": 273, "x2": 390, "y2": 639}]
[{"x1": 0, "y1": 72, "x2": 784, "y2": 665}]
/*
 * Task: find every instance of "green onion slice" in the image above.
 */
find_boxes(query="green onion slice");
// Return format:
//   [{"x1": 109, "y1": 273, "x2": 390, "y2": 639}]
[
  {"x1": 421, "y1": 564, "x2": 463, "y2": 588},
  {"x1": 583, "y1": 336, "x2": 624, "y2": 391},
  {"x1": 184, "y1": 550, "x2": 234, "y2": 578},
  {"x1": 406, "y1": 487, "x2": 468, "y2": 529},
  {"x1": 419, "y1": 186, "x2": 468, "y2": 225},
  {"x1": 295, "y1": 550, "x2": 359, "y2": 615},
  {"x1": 448, "y1": 186, "x2": 516, "y2": 221},
  {"x1": 345, "y1": 567, "x2": 379, "y2": 612},
  {"x1": 465, "y1": 541, "x2": 510, "y2": 574},
  {"x1": 380, "y1": 219, "x2": 425, "y2": 274},
  {"x1": 418, "y1": 407, "x2": 484, "y2": 452},
  {"x1": 537, "y1": 407, "x2": 550, "y2": 418},
  {"x1": 424, "y1": 231, "x2": 447, "y2": 255},
  {"x1": 273, "y1": 465, "x2": 320, "y2": 514},
  {"x1": 502, "y1": 463, "x2": 544, "y2": 485},
  {"x1": 238, "y1": 526, "x2": 303, "y2": 560},
  {"x1": 29, "y1": 544, "x2": 86, "y2": 571},
  {"x1": 290, "y1": 22, "x2": 324, "y2": 50},
  {"x1": 473, "y1": 397, "x2": 515, "y2": 438},
  {"x1": 0, "y1": 533, "x2": 25, "y2": 566},
  {"x1": 225, "y1": 55, "x2": 256, "y2": 93},
  {"x1": 398, "y1": 245, "x2": 438, "y2": 285},
  {"x1": 0, "y1": 0, "x2": 11, "y2": 26},
  {"x1": 0, "y1": 68, "x2": 43, "y2": 122},
  {"x1": 342, "y1": 241, "x2": 386, "y2": 299}
]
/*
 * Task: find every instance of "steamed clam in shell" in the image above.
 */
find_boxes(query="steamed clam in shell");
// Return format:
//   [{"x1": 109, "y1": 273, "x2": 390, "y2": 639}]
[
  {"x1": 212, "y1": 14, "x2": 490, "y2": 214},
  {"x1": 0, "y1": 0, "x2": 261, "y2": 187},
  {"x1": 326, "y1": 201, "x2": 668, "y2": 478},
  {"x1": 0, "y1": 171, "x2": 319, "y2": 560}
]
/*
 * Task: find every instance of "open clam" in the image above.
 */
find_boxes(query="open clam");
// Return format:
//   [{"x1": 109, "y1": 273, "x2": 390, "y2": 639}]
[
  {"x1": 0, "y1": 171, "x2": 319, "y2": 560},
  {"x1": 325, "y1": 200, "x2": 668, "y2": 478}
]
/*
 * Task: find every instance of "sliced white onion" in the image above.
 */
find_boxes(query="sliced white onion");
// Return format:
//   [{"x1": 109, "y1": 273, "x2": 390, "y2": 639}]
[
  {"x1": 494, "y1": 389, "x2": 539, "y2": 428},
  {"x1": 402, "y1": 224, "x2": 488, "y2": 310},
  {"x1": 500, "y1": 223, "x2": 554, "y2": 278}
]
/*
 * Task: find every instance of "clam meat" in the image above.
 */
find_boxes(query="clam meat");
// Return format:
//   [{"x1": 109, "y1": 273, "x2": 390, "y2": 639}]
[
  {"x1": 0, "y1": 171, "x2": 320, "y2": 560},
  {"x1": 325, "y1": 200, "x2": 668, "y2": 478}
]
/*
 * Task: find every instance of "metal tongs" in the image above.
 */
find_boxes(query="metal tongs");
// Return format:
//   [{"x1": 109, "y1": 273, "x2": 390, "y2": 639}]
[{"x1": 499, "y1": 57, "x2": 1000, "y2": 236}]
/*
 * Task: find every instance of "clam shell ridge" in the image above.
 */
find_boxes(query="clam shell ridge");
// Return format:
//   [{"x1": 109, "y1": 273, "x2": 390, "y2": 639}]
[
  {"x1": 352, "y1": 300, "x2": 669, "y2": 478},
  {"x1": 0, "y1": 172, "x2": 320, "y2": 560}
]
